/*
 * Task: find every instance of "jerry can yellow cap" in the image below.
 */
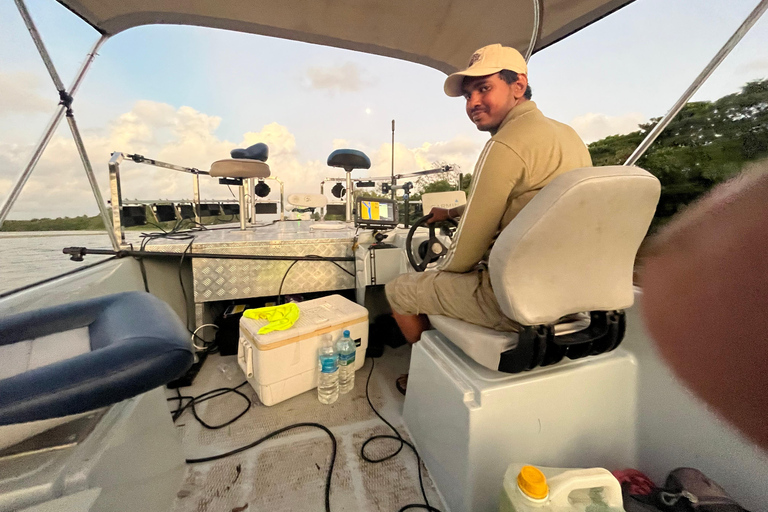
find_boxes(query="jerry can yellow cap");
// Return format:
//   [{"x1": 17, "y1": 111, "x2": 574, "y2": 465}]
[{"x1": 517, "y1": 465, "x2": 549, "y2": 499}]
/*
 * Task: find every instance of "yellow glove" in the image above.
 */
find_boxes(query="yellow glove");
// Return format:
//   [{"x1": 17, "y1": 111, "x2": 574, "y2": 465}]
[{"x1": 243, "y1": 303, "x2": 301, "y2": 335}]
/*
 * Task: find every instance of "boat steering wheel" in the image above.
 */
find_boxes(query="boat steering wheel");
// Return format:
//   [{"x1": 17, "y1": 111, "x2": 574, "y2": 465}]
[{"x1": 405, "y1": 214, "x2": 459, "y2": 272}]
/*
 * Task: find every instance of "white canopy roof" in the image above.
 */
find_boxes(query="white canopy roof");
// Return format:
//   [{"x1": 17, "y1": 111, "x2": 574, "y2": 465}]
[{"x1": 57, "y1": 0, "x2": 634, "y2": 73}]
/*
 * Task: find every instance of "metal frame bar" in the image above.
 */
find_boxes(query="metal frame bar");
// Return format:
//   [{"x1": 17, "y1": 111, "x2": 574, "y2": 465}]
[
  {"x1": 121, "y1": 199, "x2": 238, "y2": 205},
  {"x1": 109, "y1": 152, "x2": 214, "y2": 243},
  {"x1": 109, "y1": 151, "x2": 210, "y2": 244},
  {"x1": 108, "y1": 152, "x2": 126, "y2": 245},
  {"x1": 121, "y1": 153, "x2": 208, "y2": 220},
  {"x1": 238, "y1": 183, "x2": 247, "y2": 230},
  {"x1": 345, "y1": 170, "x2": 354, "y2": 222},
  {"x1": 524, "y1": 0, "x2": 544, "y2": 61},
  {"x1": 320, "y1": 165, "x2": 454, "y2": 186},
  {"x1": 0, "y1": 3, "x2": 110, "y2": 241},
  {"x1": 67, "y1": 112, "x2": 120, "y2": 249},
  {"x1": 262, "y1": 176, "x2": 285, "y2": 220},
  {"x1": 625, "y1": 0, "x2": 768, "y2": 166}
]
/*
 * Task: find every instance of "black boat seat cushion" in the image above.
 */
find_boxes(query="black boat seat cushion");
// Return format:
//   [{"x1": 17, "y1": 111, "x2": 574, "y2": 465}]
[
  {"x1": 230, "y1": 142, "x2": 268, "y2": 162},
  {"x1": 0, "y1": 292, "x2": 194, "y2": 425},
  {"x1": 327, "y1": 149, "x2": 371, "y2": 171}
]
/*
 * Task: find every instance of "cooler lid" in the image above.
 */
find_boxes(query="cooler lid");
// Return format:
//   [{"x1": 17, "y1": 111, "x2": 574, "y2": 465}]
[{"x1": 240, "y1": 294, "x2": 368, "y2": 349}]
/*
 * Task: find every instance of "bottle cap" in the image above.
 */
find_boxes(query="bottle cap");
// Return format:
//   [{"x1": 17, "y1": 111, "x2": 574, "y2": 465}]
[
  {"x1": 517, "y1": 465, "x2": 548, "y2": 500},
  {"x1": 343, "y1": 330, "x2": 350, "y2": 337}
]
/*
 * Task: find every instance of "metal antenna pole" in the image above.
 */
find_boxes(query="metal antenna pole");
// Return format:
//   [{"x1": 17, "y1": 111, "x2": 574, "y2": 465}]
[
  {"x1": 390, "y1": 120, "x2": 396, "y2": 202},
  {"x1": 625, "y1": 0, "x2": 768, "y2": 166},
  {"x1": 0, "y1": 9, "x2": 108, "y2": 230}
]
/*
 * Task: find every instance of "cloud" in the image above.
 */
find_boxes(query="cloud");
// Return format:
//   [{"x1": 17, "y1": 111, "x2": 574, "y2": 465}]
[
  {"x1": 241, "y1": 123, "x2": 327, "y2": 197},
  {"x1": 332, "y1": 139, "x2": 350, "y2": 150},
  {"x1": 355, "y1": 136, "x2": 482, "y2": 195},
  {"x1": 305, "y1": 62, "x2": 371, "y2": 92},
  {"x1": 569, "y1": 112, "x2": 646, "y2": 143},
  {"x1": 368, "y1": 136, "x2": 481, "y2": 177},
  {"x1": 0, "y1": 100, "x2": 484, "y2": 220},
  {"x1": 0, "y1": 72, "x2": 51, "y2": 116},
  {"x1": 0, "y1": 101, "x2": 324, "y2": 219}
]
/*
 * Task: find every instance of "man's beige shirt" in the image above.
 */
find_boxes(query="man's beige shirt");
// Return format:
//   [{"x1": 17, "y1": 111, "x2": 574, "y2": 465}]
[{"x1": 441, "y1": 100, "x2": 592, "y2": 273}]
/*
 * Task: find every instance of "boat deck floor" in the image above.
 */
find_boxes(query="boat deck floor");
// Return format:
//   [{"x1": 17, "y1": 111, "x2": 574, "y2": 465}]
[{"x1": 166, "y1": 345, "x2": 445, "y2": 512}]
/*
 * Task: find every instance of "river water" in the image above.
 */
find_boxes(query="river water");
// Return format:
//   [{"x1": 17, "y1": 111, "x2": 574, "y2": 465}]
[{"x1": 0, "y1": 231, "x2": 142, "y2": 294}]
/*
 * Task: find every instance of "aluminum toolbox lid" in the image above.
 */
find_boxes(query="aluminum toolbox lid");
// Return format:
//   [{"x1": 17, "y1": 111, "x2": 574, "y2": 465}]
[{"x1": 240, "y1": 294, "x2": 368, "y2": 350}]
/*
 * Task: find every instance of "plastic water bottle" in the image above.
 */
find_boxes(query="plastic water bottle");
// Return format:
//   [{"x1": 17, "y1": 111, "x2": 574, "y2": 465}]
[
  {"x1": 336, "y1": 329, "x2": 356, "y2": 394},
  {"x1": 317, "y1": 334, "x2": 339, "y2": 404}
]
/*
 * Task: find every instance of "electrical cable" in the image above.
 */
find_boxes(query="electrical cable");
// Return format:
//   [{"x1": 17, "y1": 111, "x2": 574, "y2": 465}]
[
  {"x1": 191, "y1": 323, "x2": 219, "y2": 351},
  {"x1": 276, "y1": 255, "x2": 355, "y2": 305},
  {"x1": 183, "y1": 420, "x2": 337, "y2": 512},
  {"x1": 169, "y1": 381, "x2": 251, "y2": 429},
  {"x1": 166, "y1": 357, "x2": 440, "y2": 512},
  {"x1": 276, "y1": 260, "x2": 300, "y2": 305},
  {"x1": 178, "y1": 238, "x2": 194, "y2": 331},
  {"x1": 361, "y1": 358, "x2": 443, "y2": 512}
]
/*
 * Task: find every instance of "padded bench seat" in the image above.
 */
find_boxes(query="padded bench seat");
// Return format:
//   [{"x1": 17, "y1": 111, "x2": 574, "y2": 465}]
[{"x1": 0, "y1": 292, "x2": 193, "y2": 427}]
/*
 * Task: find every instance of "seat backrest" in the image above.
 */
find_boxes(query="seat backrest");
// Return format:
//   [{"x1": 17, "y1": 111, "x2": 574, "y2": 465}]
[
  {"x1": 421, "y1": 190, "x2": 466, "y2": 214},
  {"x1": 489, "y1": 166, "x2": 660, "y2": 326}
]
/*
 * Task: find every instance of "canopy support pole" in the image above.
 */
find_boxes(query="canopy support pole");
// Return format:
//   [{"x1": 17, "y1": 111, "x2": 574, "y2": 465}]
[
  {"x1": 524, "y1": 0, "x2": 543, "y2": 61},
  {"x1": 624, "y1": 0, "x2": 768, "y2": 166},
  {"x1": 1, "y1": 0, "x2": 115, "y2": 249}
]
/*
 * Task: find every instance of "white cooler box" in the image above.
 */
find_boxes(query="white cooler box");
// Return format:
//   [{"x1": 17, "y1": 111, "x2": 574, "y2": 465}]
[{"x1": 237, "y1": 294, "x2": 369, "y2": 406}]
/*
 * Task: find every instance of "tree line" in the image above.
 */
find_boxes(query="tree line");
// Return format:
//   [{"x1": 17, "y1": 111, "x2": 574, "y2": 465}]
[{"x1": 589, "y1": 78, "x2": 768, "y2": 228}]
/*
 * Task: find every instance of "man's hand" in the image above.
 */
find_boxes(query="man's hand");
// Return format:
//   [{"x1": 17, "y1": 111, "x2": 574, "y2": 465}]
[{"x1": 426, "y1": 207, "x2": 454, "y2": 224}]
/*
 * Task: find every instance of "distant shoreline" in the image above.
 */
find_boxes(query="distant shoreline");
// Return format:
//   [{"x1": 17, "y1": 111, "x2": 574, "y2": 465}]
[
  {"x1": 0, "y1": 214, "x2": 241, "y2": 233},
  {"x1": 0, "y1": 215, "x2": 107, "y2": 232},
  {"x1": 0, "y1": 231, "x2": 109, "y2": 238}
]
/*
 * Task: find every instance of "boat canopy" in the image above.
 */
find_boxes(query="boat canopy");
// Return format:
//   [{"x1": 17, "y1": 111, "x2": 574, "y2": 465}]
[{"x1": 56, "y1": 0, "x2": 634, "y2": 73}]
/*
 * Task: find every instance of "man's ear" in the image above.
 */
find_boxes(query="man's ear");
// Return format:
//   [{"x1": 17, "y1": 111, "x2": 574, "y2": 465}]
[{"x1": 514, "y1": 74, "x2": 528, "y2": 98}]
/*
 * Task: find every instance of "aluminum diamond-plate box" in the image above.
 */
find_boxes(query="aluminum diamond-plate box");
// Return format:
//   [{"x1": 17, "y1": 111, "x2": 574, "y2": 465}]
[
  {"x1": 192, "y1": 239, "x2": 354, "y2": 301},
  {"x1": 143, "y1": 222, "x2": 357, "y2": 302}
]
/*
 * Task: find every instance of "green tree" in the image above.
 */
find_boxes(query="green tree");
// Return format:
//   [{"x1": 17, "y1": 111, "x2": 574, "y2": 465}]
[{"x1": 587, "y1": 78, "x2": 768, "y2": 229}]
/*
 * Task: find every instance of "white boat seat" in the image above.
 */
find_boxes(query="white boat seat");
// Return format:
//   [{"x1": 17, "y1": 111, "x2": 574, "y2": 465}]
[
  {"x1": 428, "y1": 313, "x2": 590, "y2": 371},
  {"x1": 428, "y1": 166, "x2": 660, "y2": 373},
  {"x1": 210, "y1": 158, "x2": 271, "y2": 179}
]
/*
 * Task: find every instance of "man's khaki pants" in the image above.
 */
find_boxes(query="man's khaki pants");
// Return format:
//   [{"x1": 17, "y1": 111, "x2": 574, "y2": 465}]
[{"x1": 384, "y1": 266, "x2": 519, "y2": 332}]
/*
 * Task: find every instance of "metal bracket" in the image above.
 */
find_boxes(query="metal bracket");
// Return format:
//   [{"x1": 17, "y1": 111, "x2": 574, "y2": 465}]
[{"x1": 497, "y1": 310, "x2": 626, "y2": 374}]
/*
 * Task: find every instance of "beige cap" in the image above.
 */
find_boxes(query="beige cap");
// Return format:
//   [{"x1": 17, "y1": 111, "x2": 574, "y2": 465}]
[{"x1": 444, "y1": 44, "x2": 527, "y2": 97}]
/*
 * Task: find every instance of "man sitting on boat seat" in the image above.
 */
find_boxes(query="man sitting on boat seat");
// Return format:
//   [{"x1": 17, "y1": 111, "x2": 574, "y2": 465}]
[{"x1": 386, "y1": 44, "x2": 592, "y2": 348}]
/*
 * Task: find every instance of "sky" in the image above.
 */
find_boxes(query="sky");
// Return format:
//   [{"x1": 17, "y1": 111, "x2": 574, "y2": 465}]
[{"x1": 0, "y1": 0, "x2": 767, "y2": 219}]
